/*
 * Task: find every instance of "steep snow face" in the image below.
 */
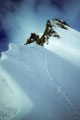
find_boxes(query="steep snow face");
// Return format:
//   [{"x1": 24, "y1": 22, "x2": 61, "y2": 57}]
[
  {"x1": 0, "y1": 43, "x2": 80, "y2": 120},
  {"x1": 44, "y1": 20, "x2": 80, "y2": 67}
]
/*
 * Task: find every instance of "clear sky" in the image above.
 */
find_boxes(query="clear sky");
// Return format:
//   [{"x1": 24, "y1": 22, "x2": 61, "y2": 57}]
[{"x1": 0, "y1": 0, "x2": 80, "y2": 54}]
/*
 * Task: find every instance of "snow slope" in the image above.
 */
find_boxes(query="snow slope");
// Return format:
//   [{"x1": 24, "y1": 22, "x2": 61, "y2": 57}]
[
  {"x1": 0, "y1": 44, "x2": 33, "y2": 120},
  {"x1": 0, "y1": 19, "x2": 80, "y2": 120},
  {"x1": 0, "y1": 40, "x2": 80, "y2": 120},
  {"x1": 44, "y1": 20, "x2": 80, "y2": 67}
]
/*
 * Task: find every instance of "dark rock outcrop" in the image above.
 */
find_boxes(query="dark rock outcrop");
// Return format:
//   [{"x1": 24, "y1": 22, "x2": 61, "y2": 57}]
[
  {"x1": 53, "y1": 18, "x2": 70, "y2": 30},
  {"x1": 24, "y1": 33, "x2": 39, "y2": 45},
  {"x1": 25, "y1": 18, "x2": 70, "y2": 46}
]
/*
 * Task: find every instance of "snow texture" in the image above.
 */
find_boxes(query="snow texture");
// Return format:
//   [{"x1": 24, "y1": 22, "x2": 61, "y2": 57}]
[{"x1": 0, "y1": 25, "x2": 80, "y2": 120}]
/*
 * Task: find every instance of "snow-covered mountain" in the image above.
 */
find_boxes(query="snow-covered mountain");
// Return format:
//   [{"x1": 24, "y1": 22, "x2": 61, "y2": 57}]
[
  {"x1": 0, "y1": 18, "x2": 80, "y2": 120},
  {"x1": 25, "y1": 18, "x2": 80, "y2": 66}
]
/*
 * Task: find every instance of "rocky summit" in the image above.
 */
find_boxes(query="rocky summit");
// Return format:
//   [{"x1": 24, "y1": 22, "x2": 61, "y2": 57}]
[{"x1": 25, "y1": 18, "x2": 70, "y2": 46}]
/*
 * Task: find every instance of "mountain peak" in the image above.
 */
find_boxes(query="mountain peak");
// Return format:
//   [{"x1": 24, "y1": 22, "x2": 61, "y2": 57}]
[
  {"x1": 46, "y1": 18, "x2": 70, "y2": 30},
  {"x1": 52, "y1": 18, "x2": 70, "y2": 29},
  {"x1": 25, "y1": 18, "x2": 70, "y2": 46},
  {"x1": 53, "y1": 18, "x2": 70, "y2": 25}
]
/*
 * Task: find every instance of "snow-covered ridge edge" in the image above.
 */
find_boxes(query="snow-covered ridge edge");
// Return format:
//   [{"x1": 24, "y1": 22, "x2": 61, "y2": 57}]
[
  {"x1": 1, "y1": 43, "x2": 20, "y2": 60},
  {"x1": 0, "y1": 43, "x2": 36, "y2": 60}
]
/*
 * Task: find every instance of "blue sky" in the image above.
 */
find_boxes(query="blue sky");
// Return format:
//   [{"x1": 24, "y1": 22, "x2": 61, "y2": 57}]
[{"x1": 0, "y1": 0, "x2": 80, "y2": 54}]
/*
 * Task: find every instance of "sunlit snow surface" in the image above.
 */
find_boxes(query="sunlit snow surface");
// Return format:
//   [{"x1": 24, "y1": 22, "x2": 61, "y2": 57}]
[
  {"x1": 0, "y1": 26, "x2": 80, "y2": 120},
  {"x1": 44, "y1": 25, "x2": 80, "y2": 67}
]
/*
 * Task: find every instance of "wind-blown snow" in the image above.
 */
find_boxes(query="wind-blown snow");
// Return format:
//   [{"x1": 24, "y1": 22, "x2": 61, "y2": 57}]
[{"x1": 0, "y1": 25, "x2": 80, "y2": 120}]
